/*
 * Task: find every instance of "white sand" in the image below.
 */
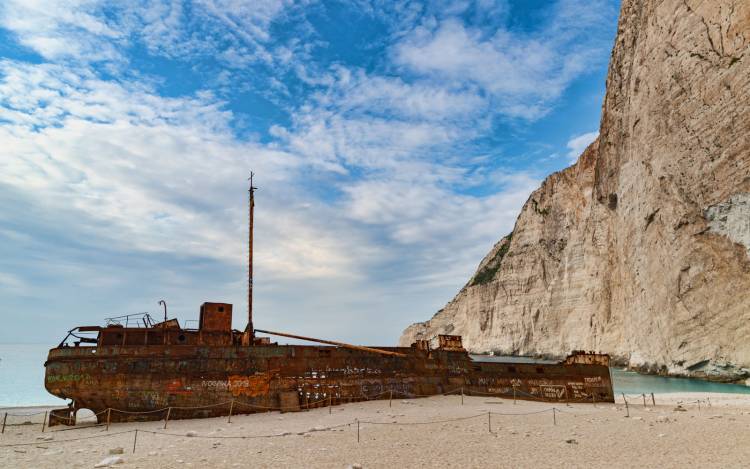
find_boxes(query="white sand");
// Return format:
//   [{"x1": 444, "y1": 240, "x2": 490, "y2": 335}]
[{"x1": 2, "y1": 393, "x2": 750, "y2": 468}]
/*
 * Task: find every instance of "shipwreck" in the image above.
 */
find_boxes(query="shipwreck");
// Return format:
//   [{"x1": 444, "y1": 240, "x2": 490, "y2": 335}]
[{"x1": 44, "y1": 176, "x2": 614, "y2": 426}]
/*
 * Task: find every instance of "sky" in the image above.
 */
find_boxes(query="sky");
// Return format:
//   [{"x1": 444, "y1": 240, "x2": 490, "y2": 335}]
[{"x1": 0, "y1": 0, "x2": 620, "y2": 345}]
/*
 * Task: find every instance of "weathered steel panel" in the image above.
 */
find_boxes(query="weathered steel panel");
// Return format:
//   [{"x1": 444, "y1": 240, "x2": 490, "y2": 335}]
[
  {"x1": 45, "y1": 290, "x2": 614, "y2": 427},
  {"x1": 199, "y1": 303, "x2": 232, "y2": 332},
  {"x1": 45, "y1": 336, "x2": 614, "y2": 426}
]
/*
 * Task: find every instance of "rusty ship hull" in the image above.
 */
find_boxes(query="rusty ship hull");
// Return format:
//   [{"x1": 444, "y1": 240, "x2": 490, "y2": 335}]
[
  {"x1": 44, "y1": 183, "x2": 613, "y2": 426},
  {"x1": 45, "y1": 321, "x2": 613, "y2": 425}
]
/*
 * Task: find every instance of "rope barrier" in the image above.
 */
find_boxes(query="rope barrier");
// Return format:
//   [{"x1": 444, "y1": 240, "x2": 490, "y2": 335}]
[
  {"x1": 7, "y1": 386, "x2": 585, "y2": 424},
  {"x1": 139, "y1": 420, "x2": 356, "y2": 441},
  {"x1": 1, "y1": 390, "x2": 730, "y2": 451},
  {"x1": 110, "y1": 408, "x2": 168, "y2": 415},
  {"x1": 0, "y1": 430, "x2": 135, "y2": 447},
  {"x1": 169, "y1": 401, "x2": 233, "y2": 410},
  {"x1": 233, "y1": 396, "x2": 331, "y2": 411},
  {"x1": 1, "y1": 411, "x2": 49, "y2": 417},
  {"x1": 1, "y1": 384, "x2": 721, "y2": 441},
  {"x1": 489, "y1": 408, "x2": 555, "y2": 416},
  {"x1": 360, "y1": 413, "x2": 487, "y2": 426},
  {"x1": 139, "y1": 429, "x2": 297, "y2": 440},
  {"x1": 552, "y1": 407, "x2": 601, "y2": 416},
  {"x1": 0, "y1": 409, "x2": 559, "y2": 449}
]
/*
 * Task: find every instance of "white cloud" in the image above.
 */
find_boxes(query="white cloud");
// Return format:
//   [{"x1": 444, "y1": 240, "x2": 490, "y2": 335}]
[
  {"x1": 313, "y1": 68, "x2": 486, "y2": 122},
  {"x1": 0, "y1": 0, "x2": 303, "y2": 68},
  {"x1": 0, "y1": 0, "x2": 616, "y2": 344},
  {"x1": 393, "y1": 0, "x2": 614, "y2": 119},
  {"x1": 566, "y1": 130, "x2": 598, "y2": 163},
  {"x1": 0, "y1": 60, "x2": 540, "y2": 347},
  {"x1": 0, "y1": 271, "x2": 30, "y2": 295},
  {"x1": 342, "y1": 172, "x2": 537, "y2": 245},
  {"x1": 0, "y1": 54, "x2": 538, "y2": 296},
  {"x1": 0, "y1": 60, "x2": 367, "y2": 282},
  {"x1": 0, "y1": 0, "x2": 126, "y2": 61}
]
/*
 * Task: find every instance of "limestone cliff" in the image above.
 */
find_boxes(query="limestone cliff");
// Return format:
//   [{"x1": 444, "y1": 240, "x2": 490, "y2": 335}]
[{"x1": 400, "y1": 0, "x2": 750, "y2": 382}]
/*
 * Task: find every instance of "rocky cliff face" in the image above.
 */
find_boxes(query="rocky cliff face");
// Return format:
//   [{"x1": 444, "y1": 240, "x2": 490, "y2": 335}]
[{"x1": 400, "y1": 0, "x2": 750, "y2": 382}]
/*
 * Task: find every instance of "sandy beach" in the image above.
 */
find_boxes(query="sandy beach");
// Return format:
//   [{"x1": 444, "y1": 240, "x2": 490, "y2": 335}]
[{"x1": 2, "y1": 393, "x2": 750, "y2": 468}]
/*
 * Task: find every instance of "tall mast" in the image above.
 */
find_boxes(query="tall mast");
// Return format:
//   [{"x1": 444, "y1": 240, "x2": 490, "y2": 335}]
[{"x1": 247, "y1": 172, "x2": 257, "y2": 337}]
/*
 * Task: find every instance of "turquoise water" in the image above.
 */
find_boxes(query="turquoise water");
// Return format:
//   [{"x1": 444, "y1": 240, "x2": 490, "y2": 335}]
[
  {"x1": 611, "y1": 367, "x2": 750, "y2": 395},
  {"x1": 1, "y1": 347, "x2": 749, "y2": 408}
]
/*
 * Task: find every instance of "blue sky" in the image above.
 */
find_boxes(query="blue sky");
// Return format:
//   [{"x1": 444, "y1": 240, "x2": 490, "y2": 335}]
[{"x1": 0, "y1": 0, "x2": 619, "y2": 345}]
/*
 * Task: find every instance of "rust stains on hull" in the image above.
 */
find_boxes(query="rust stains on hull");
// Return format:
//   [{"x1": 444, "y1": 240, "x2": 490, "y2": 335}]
[
  {"x1": 43, "y1": 186, "x2": 614, "y2": 426},
  {"x1": 45, "y1": 339, "x2": 613, "y2": 425}
]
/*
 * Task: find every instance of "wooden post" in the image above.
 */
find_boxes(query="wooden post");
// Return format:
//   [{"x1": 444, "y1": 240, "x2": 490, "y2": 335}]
[
  {"x1": 697, "y1": 400, "x2": 701, "y2": 411},
  {"x1": 164, "y1": 407, "x2": 171, "y2": 429},
  {"x1": 621, "y1": 392, "x2": 626, "y2": 404},
  {"x1": 329, "y1": 395, "x2": 332, "y2": 414},
  {"x1": 488, "y1": 412, "x2": 491, "y2": 433},
  {"x1": 642, "y1": 394, "x2": 646, "y2": 406},
  {"x1": 461, "y1": 387, "x2": 464, "y2": 406},
  {"x1": 1, "y1": 412, "x2": 6, "y2": 434},
  {"x1": 42, "y1": 411, "x2": 48, "y2": 433},
  {"x1": 389, "y1": 390, "x2": 393, "y2": 408},
  {"x1": 513, "y1": 386, "x2": 516, "y2": 405},
  {"x1": 228, "y1": 400, "x2": 234, "y2": 423},
  {"x1": 553, "y1": 408, "x2": 556, "y2": 425},
  {"x1": 106, "y1": 408, "x2": 111, "y2": 431},
  {"x1": 356, "y1": 419, "x2": 360, "y2": 443},
  {"x1": 592, "y1": 393, "x2": 596, "y2": 405},
  {"x1": 651, "y1": 393, "x2": 655, "y2": 406},
  {"x1": 624, "y1": 399, "x2": 629, "y2": 417},
  {"x1": 132, "y1": 429, "x2": 138, "y2": 453}
]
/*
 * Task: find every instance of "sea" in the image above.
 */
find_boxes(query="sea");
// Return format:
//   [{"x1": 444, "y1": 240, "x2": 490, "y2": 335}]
[{"x1": 1, "y1": 344, "x2": 749, "y2": 408}]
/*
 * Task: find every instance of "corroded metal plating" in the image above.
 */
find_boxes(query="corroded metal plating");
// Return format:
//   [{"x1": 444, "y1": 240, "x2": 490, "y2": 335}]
[
  {"x1": 44, "y1": 182, "x2": 613, "y2": 426},
  {"x1": 44, "y1": 305, "x2": 614, "y2": 426}
]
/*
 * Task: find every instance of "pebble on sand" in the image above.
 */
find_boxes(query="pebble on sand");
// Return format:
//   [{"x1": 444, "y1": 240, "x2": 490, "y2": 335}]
[{"x1": 94, "y1": 456, "x2": 124, "y2": 467}]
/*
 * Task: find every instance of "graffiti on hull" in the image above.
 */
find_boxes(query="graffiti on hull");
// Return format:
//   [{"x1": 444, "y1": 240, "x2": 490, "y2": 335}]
[{"x1": 200, "y1": 374, "x2": 271, "y2": 397}]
